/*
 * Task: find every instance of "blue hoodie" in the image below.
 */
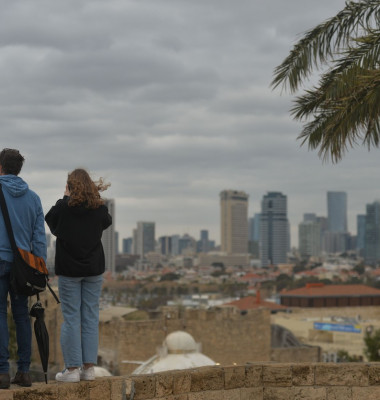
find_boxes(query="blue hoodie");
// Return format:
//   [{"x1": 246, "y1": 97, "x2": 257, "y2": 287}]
[{"x1": 0, "y1": 175, "x2": 46, "y2": 263}]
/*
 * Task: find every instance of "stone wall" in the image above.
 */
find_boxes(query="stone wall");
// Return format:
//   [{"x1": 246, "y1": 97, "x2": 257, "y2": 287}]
[
  {"x1": 271, "y1": 346, "x2": 321, "y2": 363},
  {"x1": 5, "y1": 363, "x2": 380, "y2": 400},
  {"x1": 99, "y1": 306, "x2": 271, "y2": 375},
  {"x1": 34, "y1": 294, "x2": 271, "y2": 375}
]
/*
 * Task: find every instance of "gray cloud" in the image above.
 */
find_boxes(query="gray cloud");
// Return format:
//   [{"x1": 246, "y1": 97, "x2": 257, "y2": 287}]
[{"x1": 1, "y1": 0, "x2": 375, "y2": 247}]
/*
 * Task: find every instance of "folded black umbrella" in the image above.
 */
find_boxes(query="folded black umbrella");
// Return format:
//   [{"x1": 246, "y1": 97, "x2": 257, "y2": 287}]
[{"x1": 30, "y1": 301, "x2": 49, "y2": 384}]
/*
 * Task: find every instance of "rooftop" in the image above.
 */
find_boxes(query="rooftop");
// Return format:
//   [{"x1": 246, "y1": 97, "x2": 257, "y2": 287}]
[{"x1": 281, "y1": 283, "x2": 380, "y2": 297}]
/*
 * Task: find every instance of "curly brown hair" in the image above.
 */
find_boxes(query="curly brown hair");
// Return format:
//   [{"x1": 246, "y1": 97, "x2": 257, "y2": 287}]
[{"x1": 67, "y1": 168, "x2": 110, "y2": 209}]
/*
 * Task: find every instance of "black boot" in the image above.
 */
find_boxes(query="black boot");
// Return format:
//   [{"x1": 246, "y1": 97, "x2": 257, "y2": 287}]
[
  {"x1": 11, "y1": 371, "x2": 32, "y2": 387},
  {"x1": 0, "y1": 373, "x2": 10, "y2": 389}
]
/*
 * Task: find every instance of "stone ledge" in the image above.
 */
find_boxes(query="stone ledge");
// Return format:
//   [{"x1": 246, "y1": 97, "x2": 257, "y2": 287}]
[{"x1": 2, "y1": 363, "x2": 380, "y2": 399}]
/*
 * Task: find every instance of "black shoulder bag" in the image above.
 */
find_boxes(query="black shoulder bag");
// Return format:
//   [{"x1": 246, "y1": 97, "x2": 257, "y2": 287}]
[{"x1": 0, "y1": 183, "x2": 59, "y2": 303}]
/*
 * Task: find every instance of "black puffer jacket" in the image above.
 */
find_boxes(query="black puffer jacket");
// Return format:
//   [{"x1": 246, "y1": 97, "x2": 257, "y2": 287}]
[{"x1": 45, "y1": 196, "x2": 112, "y2": 277}]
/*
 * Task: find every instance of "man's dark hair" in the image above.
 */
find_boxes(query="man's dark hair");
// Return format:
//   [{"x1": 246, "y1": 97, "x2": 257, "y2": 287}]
[{"x1": 0, "y1": 148, "x2": 25, "y2": 175}]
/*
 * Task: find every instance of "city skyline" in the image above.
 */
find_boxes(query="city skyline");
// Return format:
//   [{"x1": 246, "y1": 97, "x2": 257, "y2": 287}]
[
  {"x1": 118, "y1": 188, "x2": 375, "y2": 250},
  {"x1": 2, "y1": 0, "x2": 380, "y2": 248}
]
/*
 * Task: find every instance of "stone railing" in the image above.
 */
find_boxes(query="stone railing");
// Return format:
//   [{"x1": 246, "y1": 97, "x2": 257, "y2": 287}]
[{"x1": 3, "y1": 363, "x2": 380, "y2": 399}]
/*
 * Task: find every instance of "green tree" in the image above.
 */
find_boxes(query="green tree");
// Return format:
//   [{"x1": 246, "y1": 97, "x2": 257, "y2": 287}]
[
  {"x1": 272, "y1": 1, "x2": 380, "y2": 162},
  {"x1": 364, "y1": 327, "x2": 380, "y2": 361}
]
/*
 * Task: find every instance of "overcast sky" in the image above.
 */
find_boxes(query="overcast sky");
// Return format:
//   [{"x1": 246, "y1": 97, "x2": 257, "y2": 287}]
[{"x1": 2, "y1": 0, "x2": 378, "y2": 247}]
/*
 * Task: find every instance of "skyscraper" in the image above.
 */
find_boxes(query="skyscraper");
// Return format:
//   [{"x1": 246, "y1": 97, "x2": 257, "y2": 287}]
[
  {"x1": 159, "y1": 236, "x2": 172, "y2": 255},
  {"x1": 220, "y1": 190, "x2": 249, "y2": 254},
  {"x1": 260, "y1": 192, "x2": 289, "y2": 267},
  {"x1": 122, "y1": 237, "x2": 133, "y2": 254},
  {"x1": 197, "y1": 230, "x2": 214, "y2": 253},
  {"x1": 101, "y1": 199, "x2": 115, "y2": 274},
  {"x1": 298, "y1": 220, "x2": 321, "y2": 258},
  {"x1": 357, "y1": 214, "x2": 366, "y2": 254},
  {"x1": 115, "y1": 231, "x2": 119, "y2": 254},
  {"x1": 327, "y1": 191, "x2": 347, "y2": 233},
  {"x1": 364, "y1": 202, "x2": 380, "y2": 265},
  {"x1": 135, "y1": 221, "x2": 155, "y2": 258}
]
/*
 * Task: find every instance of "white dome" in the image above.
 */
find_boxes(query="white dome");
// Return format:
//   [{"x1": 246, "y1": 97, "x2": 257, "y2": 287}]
[
  {"x1": 132, "y1": 330, "x2": 215, "y2": 375},
  {"x1": 165, "y1": 331, "x2": 197, "y2": 353}
]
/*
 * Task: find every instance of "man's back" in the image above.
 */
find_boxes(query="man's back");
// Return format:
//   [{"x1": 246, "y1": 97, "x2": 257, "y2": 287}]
[{"x1": 0, "y1": 174, "x2": 46, "y2": 262}]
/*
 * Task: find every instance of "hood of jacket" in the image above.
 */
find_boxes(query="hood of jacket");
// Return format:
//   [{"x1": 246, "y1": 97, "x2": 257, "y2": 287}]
[{"x1": 0, "y1": 175, "x2": 29, "y2": 197}]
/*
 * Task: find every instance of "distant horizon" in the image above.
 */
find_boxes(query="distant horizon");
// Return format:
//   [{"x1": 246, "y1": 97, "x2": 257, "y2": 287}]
[{"x1": 87, "y1": 188, "x2": 368, "y2": 249}]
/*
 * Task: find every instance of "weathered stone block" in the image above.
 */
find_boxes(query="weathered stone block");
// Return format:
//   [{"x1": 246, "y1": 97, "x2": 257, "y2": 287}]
[
  {"x1": 172, "y1": 370, "x2": 191, "y2": 394},
  {"x1": 156, "y1": 373, "x2": 174, "y2": 397},
  {"x1": 315, "y1": 364, "x2": 368, "y2": 386},
  {"x1": 222, "y1": 388, "x2": 240, "y2": 400},
  {"x1": 368, "y1": 364, "x2": 380, "y2": 385},
  {"x1": 352, "y1": 386, "x2": 380, "y2": 400},
  {"x1": 294, "y1": 386, "x2": 326, "y2": 400},
  {"x1": 153, "y1": 395, "x2": 188, "y2": 400},
  {"x1": 13, "y1": 383, "x2": 58, "y2": 400},
  {"x1": 89, "y1": 378, "x2": 111, "y2": 400},
  {"x1": 292, "y1": 364, "x2": 314, "y2": 386},
  {"x1": 224, "y1": 366, "x2": 245, "y2": 389},
  {"x1": 262, "y1": 364, "x2": 292, "y2": 387},
  {"x1": 190, "y1": 367, "x2": 224, "y2": 392},
  {"x1": 188, "y1": 390, "x2": 222, "y2": 400},
  {"x1": 326, "y1": 386, "x2": 352, "y2": 400},
  {"x1": 57, "y1": 381, "x2": 89, "y2": 400},
  {"x1": 263, "y1": 387, "x2": 293, "y2": 400},
  {"x1": 241, "y1": 387, "x2": 263, "y2": 400},
  {"x1": 245, "y1": 364, "x2": 262, "y2": 387},
  {"x1": 132, "y1": 375, "x2": 156, "y2": 400},
  {"x1": 109, "y1": 376, "x2": 126, "y2": 400}
]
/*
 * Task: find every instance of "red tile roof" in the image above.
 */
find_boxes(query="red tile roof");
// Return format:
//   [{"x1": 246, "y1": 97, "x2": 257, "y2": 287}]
[
  {"x1": 281, "y1": 284, "x2": 380, "y2": 297},
  {"x1": 224, "y1": 296, "x2": 287, "y2": 310}
]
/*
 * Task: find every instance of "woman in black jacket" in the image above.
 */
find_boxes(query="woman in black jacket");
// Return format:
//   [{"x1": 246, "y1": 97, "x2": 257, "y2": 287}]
[{"x1": 45, "y1": 168, "x2": 112, "y2": 383}]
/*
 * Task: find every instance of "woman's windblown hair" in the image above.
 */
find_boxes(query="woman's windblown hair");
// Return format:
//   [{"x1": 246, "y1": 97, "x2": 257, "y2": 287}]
[{"x1": 67, "y1": 168, "x2": 110, "y2": 209}]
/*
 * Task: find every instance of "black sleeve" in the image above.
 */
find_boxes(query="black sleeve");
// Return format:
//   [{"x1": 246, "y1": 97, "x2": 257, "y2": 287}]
[
  {"x1": 45, "y1": 197, "x2": 68, "y2": 235},
  {"x1": 103, "y1": 208, "x2": 112, "y2": 230}
]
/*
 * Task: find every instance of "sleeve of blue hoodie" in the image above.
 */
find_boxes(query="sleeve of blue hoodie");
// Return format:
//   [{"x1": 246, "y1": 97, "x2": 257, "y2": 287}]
[{"x1": 0, "y1": 175, "x2": 47, "y2": 263}]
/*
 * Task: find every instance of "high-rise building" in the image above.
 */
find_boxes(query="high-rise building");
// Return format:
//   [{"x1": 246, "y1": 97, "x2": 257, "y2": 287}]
[
  {"x1": 260, "y1": 192, "x2": 289, "y2": 267},
  {"x1": 197, "y1": 230, "x2": 215, "y2": 253},
  {"x1": 122, "y1": 237, "x2": 133, "y2": 254},
  {"x1": 323, "y1": 231, "x2": 347, "y2": 254},
  {"x1": 298, "y1": 220, "x2": 321, "y2": 258},
  {"x1": 135, "y1": 221, "x2": 155, "y2": 258},
  {"x1": 101, "y1": 199, "x2": 115, "y2": 274},
  {"x1": 159, "y1": 236, "x2": 172, "y2": 255},
  {"x1": 364, "y1": 202, "x2": 380, "y2": 265},
  {"x1": 303, "y1": 213, "x2": 317, "y2": 223},
  {"x1": 327, "y1": 191, "x2": 347, "y2": 233},
  {"x1": 179, "y1": 234, "x2": 196, "y2": 254},
  {"x1": 115, "y1": 231, "x2": 119, "y2": 254},
  {"x1": 171, "y1": 234, "x2": 180, "y2": 255},
  {"x1": 220, "y1": 190, "x2": 249, "y2": 254},
  {"x1": 248, "y1": 213, "x2": 261, "y2": 258},
  {"x1": 357, "y1": 214, "x2": 366, "y2": 254}
]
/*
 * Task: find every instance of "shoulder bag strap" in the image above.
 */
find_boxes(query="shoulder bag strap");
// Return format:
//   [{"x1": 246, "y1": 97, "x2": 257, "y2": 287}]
[{"x1": 0, "y1": 183, "x2": 19, "y2": 255}]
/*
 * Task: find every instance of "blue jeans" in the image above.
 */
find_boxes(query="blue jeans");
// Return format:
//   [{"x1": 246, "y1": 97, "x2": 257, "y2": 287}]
[
  {"x1": 58, "y1": 274, "x2": 103, "y2": 367},
  {"x1": 0, "y1": 260, "x2": 31, "y2": 373}
]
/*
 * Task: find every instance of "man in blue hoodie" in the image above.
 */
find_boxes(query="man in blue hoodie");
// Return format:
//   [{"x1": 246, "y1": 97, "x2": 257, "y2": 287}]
[{"x1": 0, "y1": 149, "x2": 46, "y2": 389}]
